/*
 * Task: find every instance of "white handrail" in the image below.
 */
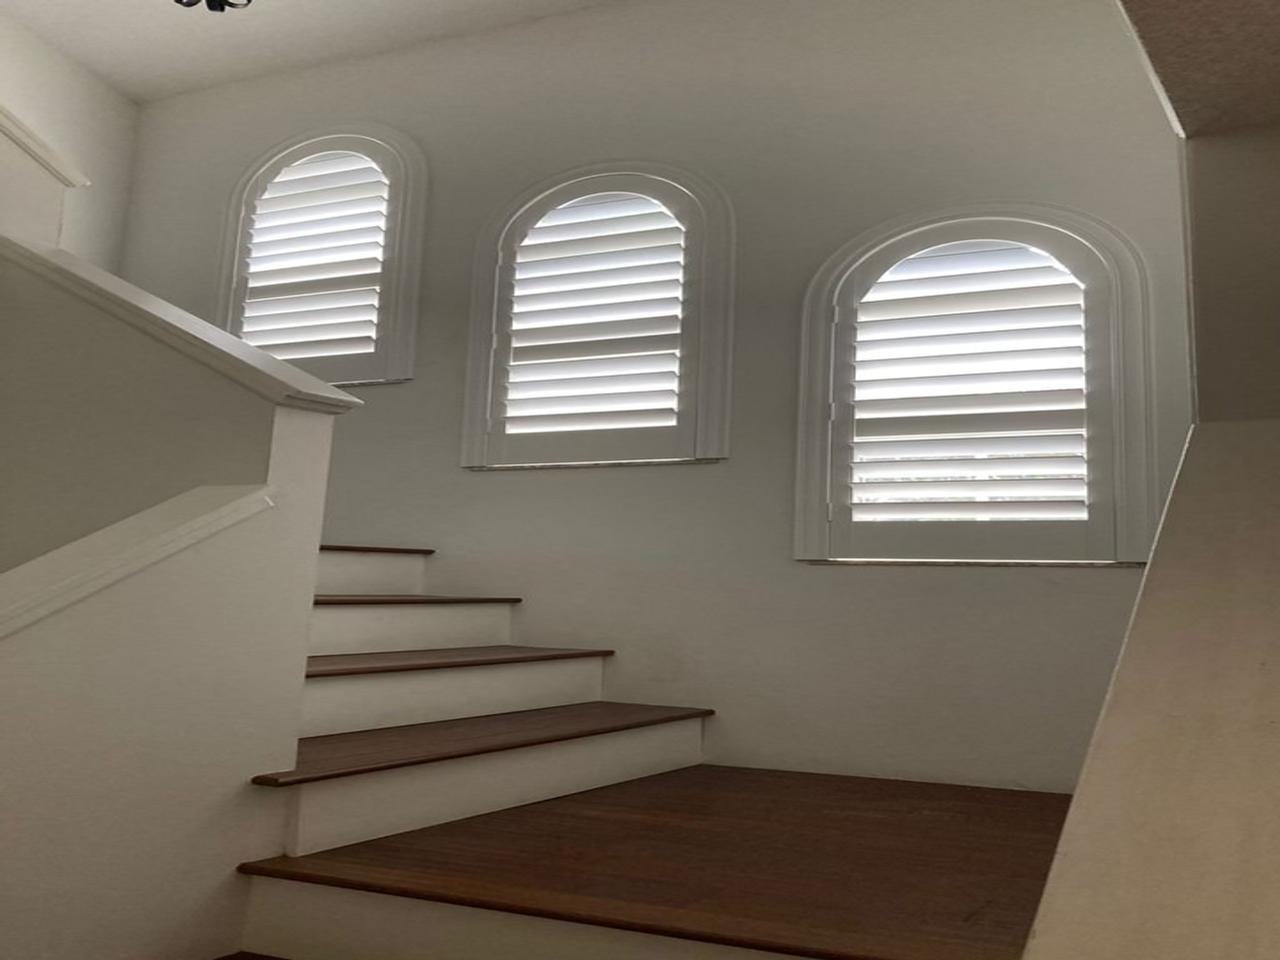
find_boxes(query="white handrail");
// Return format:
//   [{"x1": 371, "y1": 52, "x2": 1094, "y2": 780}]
[{"x1": 0, "y1": 233, "x2": 362, "y2": 415}]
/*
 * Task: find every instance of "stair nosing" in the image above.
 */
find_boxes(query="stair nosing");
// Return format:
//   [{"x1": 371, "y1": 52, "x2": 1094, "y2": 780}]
[
  {"x1": 251, "y1": 702, "x2": 713, "y2": 788},
  {"x1": 320, "y1": 544, "x2": 436, "y2": 555},
  {"x1": 306, "y1": 645, "x2": 615, "y2": 678},
  {"x1": 314, "y1": 594, "x2": 522, "y2": 606}
]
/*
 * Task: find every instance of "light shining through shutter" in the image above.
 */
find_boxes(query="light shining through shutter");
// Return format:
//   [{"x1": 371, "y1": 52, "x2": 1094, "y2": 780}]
[
  {"x1": 850, "y1": 240, "x2": 1088, "y2": 522},
  {"x1": 238, "y1": 151, "x2": 389, "y2": 361},
  {"x1": 503, "y1": 192, "x2": 685, "y2": 434}
]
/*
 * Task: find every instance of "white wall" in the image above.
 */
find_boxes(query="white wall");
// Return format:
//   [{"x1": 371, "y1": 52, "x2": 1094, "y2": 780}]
[
  {"x1": 0, "y1": 11, "x2": 137, "y2": 268},
  {"x1": 1185, "y1": 125, "x2": 1280, "y2": 421},
  {"x1": 1027, "y1": 420, "x2": 1280, "y2": 960},
  {"x1": 0, "y1": 255, "x2": 274, "y2": 571},
  {"x1": 0, "y1": 410, "x2": 335, "y2": 960},
  {"x1": 123, "y1": 0, "x2": 1193, "y2": 792}
]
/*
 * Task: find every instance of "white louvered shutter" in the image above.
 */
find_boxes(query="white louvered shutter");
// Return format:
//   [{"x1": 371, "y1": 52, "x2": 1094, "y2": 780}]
[
  {"x1": 237, "y1": 151, "x2": 389, "y2": 364},
  {"x1": 506, "y1": 193, "x2": 685, "y2": 434},
  {"x1": 477, "y1": 188, "x2": 706, "y2": 466},
  {"x1": 830, "y1": 238, "x2": 1112, "y2": 560}
]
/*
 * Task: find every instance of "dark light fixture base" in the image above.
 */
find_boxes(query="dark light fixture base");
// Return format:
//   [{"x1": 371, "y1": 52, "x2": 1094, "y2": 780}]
[{"x1": 174, "y1": 0, "x2": 252, "y2": 11}]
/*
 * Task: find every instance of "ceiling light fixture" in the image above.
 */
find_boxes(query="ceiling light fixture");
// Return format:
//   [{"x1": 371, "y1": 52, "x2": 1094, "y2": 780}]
[{"x1": 174, "y1": 0, "x2": 252, "y2": 11}]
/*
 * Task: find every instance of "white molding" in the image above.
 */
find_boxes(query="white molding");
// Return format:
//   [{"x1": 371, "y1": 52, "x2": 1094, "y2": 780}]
[
  {"x1": 217, "y1": 124, "x2": 428, "y2": 387},
  {"x1": 0, "y1": 485, "x2": 274, "y2": 640},
  {"x1": 0, "y1": 104, "x2": 90, "y2": 189},
  {"x1": 462, "y1": 161, "x2": 735, "y2": 468},
  {"x1": 0, "y1": 233, "x2": 361, "y2": 415},
  {"x1": 793, "y1": 201, "x2": 1156, "y2": 562}
]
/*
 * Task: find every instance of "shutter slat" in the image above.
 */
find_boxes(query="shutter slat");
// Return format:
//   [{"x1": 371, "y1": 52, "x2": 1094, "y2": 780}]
[
  {"x1": 865, "y1": 264, "x2": 1075, "y2": 302},
  {"x1": 510, "y1": 297, "x2": 684, "y2": 331},
  {"x1": 511, "y1": 317, "x2": 681, "y2": 349},
  {"x1": 853, "y1": 388, "x2": 1085, "y2": 421},
  {"x1": 506, "y1": 390, "x2": 678, "y2": 418},
  {"x1": 243, "y1": 320, "x2": 378, "y2": 347},
  {"x1": 244, "y1": 286, "x2": 379, "y2": 317},
  {"x1": 255, "y1": 180, "x2": 389, "y2": 215},
  {"x1": 855, "y1": 324, "x2": 1083, "y2": 361},
  {"x1": 508, "y1": 353, "x2": 679, "y2": 382},
  {"x1": 247, "y1": 241, "x2": 385, "y2": 274},
  {"x1": 853, "y1": 456, "x2": 1087, "y2": 481},
  {"x1": 246, "y1": 258, "x2": 383, "y2": 289},
  {"x1": 852, "y1": 433, "x2": 1086, "y2": 461},
  {"x1": 251, "y1": 211, "x2": 388, "y2": 245},
  {"x1": 250, "y1": 226, "x2": 387, "y2": 259},
  {"x1": 514, "y1": 243, "x2": 685, "y2": 280},
  {"x1": 267, "y1": 336, "x2": 377, "y2": 360},
  {"x1": 858, "y1": 282, "x2": 1082, "y2": 323},
  {"x1": 854, "y1": 346, "x2": 1084, "y2": 382},
  {"x1": 852, "y1": 408, "x2": 1085, "y2": 440},
  {"x1": 515, "y1": 226, "x2": 685, "y2": 264},
  {"x1": 854, "y1": 369, "x2": 1085, "y2": 402},
  {"x1": 243, "y1": 304, "x2": 378, "y2": 332},
  {"x1": 272, "y1": 154, "x2": 378, "y2": 182},
  {"x1": 251, "y1": 195, "x2": 388, "y2": 230},
  {"x1": 514, "y1": 261, "x2": 684, "y2": 296},
  {"x1": 863, "y1": 266, "x2": 1073, "y2": 303},
  {"x1": 856, "y1": 304, "x2": 1083, "y2": 342},
  {"x1": 512, "y1": 279, "x2": 682, "y2": 314},
  {"x1": 505, "y1": 410, "x2": 678, "y2": 434},
  {"x1": 851, "y1": 501, "x2": 1088, "y2": 522},
  {"x1": 852, "y1": 477, "x2": 1087, "y2": 502},
  {"x1": 262, "y1": 166, "x2": 387, "y2": 199},
  {"x1": 536, "y1": 195, "x2": 670, "y2": 227},
  {"x1": 512, "y1": 333, "x2": 682, "y2": 365},
  {"x1": 523, "y1": 211, "x2": 678, "y2": 247},
  {"x1": 879, "y1": 246, "x2": 1053, "y2": 282},
  {"x1": 507, "y1": 371, "x2": 679, "y2": 400}
]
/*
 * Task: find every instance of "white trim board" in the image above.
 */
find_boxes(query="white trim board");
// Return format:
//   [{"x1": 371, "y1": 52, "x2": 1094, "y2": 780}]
[
  {"x1": 0, "y1": 485, "x2": 274, "y2": 639},
  {"x1": 0, "y1": 103, "x2": 91, "y2": 188}
]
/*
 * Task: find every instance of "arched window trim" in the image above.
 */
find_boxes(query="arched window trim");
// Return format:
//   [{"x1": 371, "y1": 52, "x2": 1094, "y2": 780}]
[
  {"x1": 794, "y1": 204, "x2": 1156, "y2": 563},
  {"x1": 219, "y1": 125, "x2": 427, "y2": 386},
  {"x1": 462, "y1": 162, "x2": 734, "y2": 469}
]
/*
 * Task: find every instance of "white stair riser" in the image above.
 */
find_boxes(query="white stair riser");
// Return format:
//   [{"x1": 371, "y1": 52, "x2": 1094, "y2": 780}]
[
  {"x1": 309, "y1": 603, "x2": 514, "y2": 654},
  {"x1": 284, "y1": 718, "x2": 704, "y2": 855},
  {"x1": 245, "y1": 877, "x2": 786, "y2": 960},
  {"x1": 301, "y1": 658, "x2": 604, "y2": 737},
  {"x1": 316, "y1": 552, "x2": 432, "y2": 595}
]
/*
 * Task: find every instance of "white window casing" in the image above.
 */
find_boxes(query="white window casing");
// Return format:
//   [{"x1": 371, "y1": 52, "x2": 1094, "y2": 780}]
[
  {"x1": 794, "y1": 208, "x2": 1156, "y2": 563},
  {"x1": 221, "y1": 128, "x2": 426, "y2": 386},
  {"x1": 463, "y1": 164, "x2": 734, "y2": 468}
]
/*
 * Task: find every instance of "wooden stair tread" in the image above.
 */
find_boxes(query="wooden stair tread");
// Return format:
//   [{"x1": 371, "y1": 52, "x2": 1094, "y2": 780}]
[
  {"x1": 252, "y1": 702, "x2": 713, "y2": 787},
  {"x1": 306, "y1": 645, "x2": 614, "y2": 678},
  {"x1": 240, "y1": 765, "x2": 1069, "y2": 960},
  {"x1": 314, "y1": 594, "x2": 522, "y2": 605},
  {"x1": 320, "y1": 544, "x2": 436, "y2": 555}
]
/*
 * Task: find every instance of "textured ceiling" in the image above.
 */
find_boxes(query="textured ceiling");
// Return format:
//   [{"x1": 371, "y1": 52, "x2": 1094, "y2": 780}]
[
  {"x1": 0, "y1": 0, "x2": 617, "y2": 101},
  {"x1": 1119, "y1": 0, "x2": 1280, "y2": 135}
]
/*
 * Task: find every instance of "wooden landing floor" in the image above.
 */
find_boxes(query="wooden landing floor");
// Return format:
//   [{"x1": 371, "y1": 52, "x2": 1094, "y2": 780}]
[{"x1": 241, "y1": 765, "x2": 1070, "y2": 960}]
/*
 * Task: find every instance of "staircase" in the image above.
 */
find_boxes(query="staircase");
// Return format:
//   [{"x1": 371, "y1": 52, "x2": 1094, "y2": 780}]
[
  {"x1": 251, "y1": 542, "x2": 715, "y2": 857},
  {"x1": 233, "y1": 544, "x2": 1068, "y2": 960}
]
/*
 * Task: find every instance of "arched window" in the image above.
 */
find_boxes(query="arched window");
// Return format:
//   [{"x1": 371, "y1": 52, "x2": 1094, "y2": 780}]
[
  {"x1": 463, "y1": 165, "x2": 733, "y2": 468},
  {"x1": 224, "y1": 131, "x2": 425, "y2": 385},
  {"x1": 795, "y1": 214, "x2": 1153, "y2": 562}
]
